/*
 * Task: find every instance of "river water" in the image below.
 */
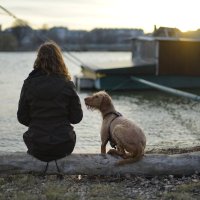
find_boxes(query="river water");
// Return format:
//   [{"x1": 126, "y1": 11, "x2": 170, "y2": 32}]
[{"x1": 0, "y1": 52, "x2": 199, "y2": 153}]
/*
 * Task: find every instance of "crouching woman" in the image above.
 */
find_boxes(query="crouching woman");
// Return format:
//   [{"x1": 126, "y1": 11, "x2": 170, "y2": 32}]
[{"x1": 17, "y1": 41, "x2": 83, "y2": 163}]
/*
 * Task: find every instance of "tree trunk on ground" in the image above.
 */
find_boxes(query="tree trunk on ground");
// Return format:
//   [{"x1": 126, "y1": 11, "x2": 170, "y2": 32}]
[{"x1": 0, "y1": 152, "x2": 199, "y2": 177}]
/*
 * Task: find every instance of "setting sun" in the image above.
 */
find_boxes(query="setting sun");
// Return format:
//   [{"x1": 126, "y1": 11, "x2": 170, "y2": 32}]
[{"x1": 113, "y1": 0, "x2": 200, "y2": 32}]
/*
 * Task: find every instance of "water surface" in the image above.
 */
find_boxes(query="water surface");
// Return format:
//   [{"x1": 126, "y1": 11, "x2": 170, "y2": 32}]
[{"x1": 0, "y1": 52, "x2": 199, "y2": 153}]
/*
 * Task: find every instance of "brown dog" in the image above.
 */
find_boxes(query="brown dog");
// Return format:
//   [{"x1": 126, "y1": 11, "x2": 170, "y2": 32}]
[{"x1": 84, "y1": 91, "x2": 146, "y2": 165}]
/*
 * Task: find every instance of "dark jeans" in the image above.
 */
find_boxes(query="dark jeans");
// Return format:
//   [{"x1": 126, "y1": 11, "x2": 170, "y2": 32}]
[{"x1": 23, "y1": 131, "x2": 76, "y2": 162}]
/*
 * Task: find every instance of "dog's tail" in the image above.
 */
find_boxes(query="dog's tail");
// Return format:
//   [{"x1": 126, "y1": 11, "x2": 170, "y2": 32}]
[{"x1": 116, "y1": 144, "x2": 145, "y2": 166}]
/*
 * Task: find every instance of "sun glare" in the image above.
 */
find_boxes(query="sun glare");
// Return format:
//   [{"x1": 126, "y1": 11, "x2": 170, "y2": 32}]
[
  {"x1": 1, "y1": 0, "x2": 200, "y2": 32},
  {"x1": 113, "y1": 0, "x2": 200, "y2": 32}
]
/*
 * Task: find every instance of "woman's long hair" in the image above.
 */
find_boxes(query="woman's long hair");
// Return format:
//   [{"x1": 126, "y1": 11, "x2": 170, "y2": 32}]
[{"x1": 33, "y1": 41, "x2": 71, "y2": 80}]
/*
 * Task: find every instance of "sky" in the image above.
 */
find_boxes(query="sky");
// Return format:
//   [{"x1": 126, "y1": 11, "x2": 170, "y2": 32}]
[{"x1": 1, "y1": 0, "x2": 200, "y2": 33}]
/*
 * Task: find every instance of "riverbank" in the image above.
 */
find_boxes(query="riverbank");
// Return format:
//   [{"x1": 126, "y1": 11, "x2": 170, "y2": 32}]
[
  {"x1": 0, "y1": 173, "x2": 199, "y2": 200},
  {"x1": 0, "y1": 147, "x2": 199, "y2": 200}
]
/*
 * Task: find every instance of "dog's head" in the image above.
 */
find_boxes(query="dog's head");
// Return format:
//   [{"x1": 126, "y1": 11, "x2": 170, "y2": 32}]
[{"x1": 84, "y1": 91, "x2": 112, "y2": 111}]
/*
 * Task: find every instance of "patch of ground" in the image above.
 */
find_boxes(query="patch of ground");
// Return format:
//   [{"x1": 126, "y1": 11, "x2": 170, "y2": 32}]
[
  {"x1": 0, "y1": 173, "x2": 199, "y2": 200},
  {"x1": 0, "y1": 147, "x2": 199, "y2": 199}
]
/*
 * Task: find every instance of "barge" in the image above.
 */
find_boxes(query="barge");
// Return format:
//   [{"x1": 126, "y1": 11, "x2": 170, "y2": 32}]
[{"x1": 74, "y1": 36, "x2": 200, "y2": 91}]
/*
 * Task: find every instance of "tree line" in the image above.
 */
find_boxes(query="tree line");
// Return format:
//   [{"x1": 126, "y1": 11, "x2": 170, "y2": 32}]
[
  {"x1": 1, "y1": 21, "x2": 200, "y2": 51},
  {"x1": 0, "y1": 23, "x2": 143, "y2": 51}
]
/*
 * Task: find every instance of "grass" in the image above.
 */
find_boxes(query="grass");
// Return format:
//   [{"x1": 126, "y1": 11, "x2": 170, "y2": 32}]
[
  {"x1": 162, "y1": 182, "x2": 200, "y2": 200},
  {"x1": 43, "y1": 182, "x2": 80, "y2": 200},
  {"x1": 0, "y1": 174, "x2": 199, "y2": 200}
]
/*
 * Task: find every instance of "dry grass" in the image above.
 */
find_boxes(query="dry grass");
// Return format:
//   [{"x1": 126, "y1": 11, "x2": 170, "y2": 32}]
[
  {"x1": 0, "y1": 174, "x2": 199, "y2": 200},
  {"x1": 162, "y1": 182, "x2": 200, "y2": 200}
]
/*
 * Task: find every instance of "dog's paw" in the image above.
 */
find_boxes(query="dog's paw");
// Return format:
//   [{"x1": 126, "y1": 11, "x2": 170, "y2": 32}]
[
  {"x1": 107, "y1": 149, "x2": 120, "y2": 159},
  {"x1": 107, "y1": 149, "x2": 116, "y2": 155}
]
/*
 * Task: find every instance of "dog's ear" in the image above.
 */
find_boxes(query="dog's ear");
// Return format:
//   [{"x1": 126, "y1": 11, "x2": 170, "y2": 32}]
[{"x1": 100, "y1": 93, "x2": 112, "y2": 110}]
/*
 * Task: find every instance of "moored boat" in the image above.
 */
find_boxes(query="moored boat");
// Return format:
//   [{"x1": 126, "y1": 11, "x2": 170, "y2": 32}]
[{"x1": 74, "y1": 36, "x2": 200, "y2": 91}]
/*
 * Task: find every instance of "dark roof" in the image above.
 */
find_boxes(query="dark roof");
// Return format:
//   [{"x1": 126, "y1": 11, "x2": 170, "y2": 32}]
[{"x1": 130, "y1": 36, "x2": 200, "y2": 42}]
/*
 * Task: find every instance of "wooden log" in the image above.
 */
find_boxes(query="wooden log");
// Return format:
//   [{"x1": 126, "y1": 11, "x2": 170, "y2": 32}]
[{"x1": 0, "y1": 152, "x2": 199, "y2": 177}]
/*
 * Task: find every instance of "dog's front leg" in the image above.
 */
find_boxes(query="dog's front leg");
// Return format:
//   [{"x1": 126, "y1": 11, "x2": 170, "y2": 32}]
[
  {"x1": 100, "y1": 124, "x2": 109, "y2": 154},
  {"x1": 101, "y1": 139, "x2": 108, "y2": 154}
]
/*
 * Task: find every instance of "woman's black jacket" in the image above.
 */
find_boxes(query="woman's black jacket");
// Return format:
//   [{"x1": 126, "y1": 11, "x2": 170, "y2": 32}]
[{"x1": 17, "y1": 69, "x2": 83, "y2": 161}]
